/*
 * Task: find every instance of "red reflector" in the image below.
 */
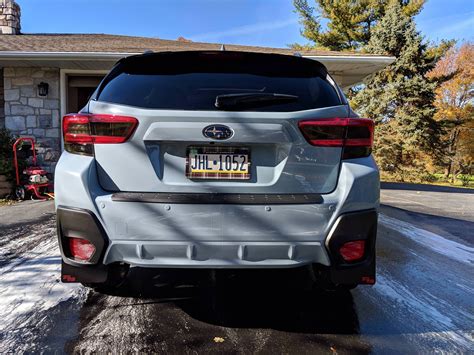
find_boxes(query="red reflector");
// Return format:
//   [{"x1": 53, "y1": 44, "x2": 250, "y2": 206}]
[
  {"x1": 62, "y1": 274, "x2": 77, "y2": 283},
  {"x1": 68, "y1": 237, "x2": 96, "y2": 262},
  {"x1": 298, "y1": 118, "x2": 374, "y2": 147},
  {"x1": 63, "y1": 114, "x2": 138, "y2": 144},
  {"x1": 361, "y1": 276, "x2": 375, "y2": 285},
  {"x1": 339, "y1": 240, "x2": 366, "y2": 262}
]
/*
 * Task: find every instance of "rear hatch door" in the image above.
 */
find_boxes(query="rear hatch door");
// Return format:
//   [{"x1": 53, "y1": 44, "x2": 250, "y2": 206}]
[{"x1": 91, "y1": 51, "x2": 348, "y2": 195}]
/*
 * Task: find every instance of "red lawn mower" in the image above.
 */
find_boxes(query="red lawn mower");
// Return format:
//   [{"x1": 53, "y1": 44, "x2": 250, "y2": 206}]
[{"x1": 13, "y1": 137, "x2": 54, "y2": 200}]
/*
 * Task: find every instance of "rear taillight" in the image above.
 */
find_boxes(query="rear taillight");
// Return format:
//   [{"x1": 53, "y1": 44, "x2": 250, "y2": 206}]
[
  {"x1": 339, "y1": 240, "x2": 366, "y2": 262},
  {"x1": 63, "y1": 114, "x2": 138, "y2": 156},
  {"x1": 298, "y1": 118, "x2": 374, "y2": 159},
  {"x1": 68, "y1": 237, "x2": 96, "y2": 262}
]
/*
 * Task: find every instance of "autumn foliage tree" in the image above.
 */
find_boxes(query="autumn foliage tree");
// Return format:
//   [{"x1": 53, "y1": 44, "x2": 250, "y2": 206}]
[{"x1": 427, "y1": 43, "x2": 474, "y2": 182}]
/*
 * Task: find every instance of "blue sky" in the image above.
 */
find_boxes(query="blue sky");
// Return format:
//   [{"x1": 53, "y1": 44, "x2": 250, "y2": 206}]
[{"x1": 20, "y1": 0, "x2": 473, "y2": 48}]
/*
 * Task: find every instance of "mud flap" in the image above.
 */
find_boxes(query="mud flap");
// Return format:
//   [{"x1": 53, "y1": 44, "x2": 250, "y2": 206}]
[
  {"x1": 61, "y1": 261, "x2": 108, "y2": 283},
  {"x1": 328, "y1": 257, "x2": 376, "y2": 285}
]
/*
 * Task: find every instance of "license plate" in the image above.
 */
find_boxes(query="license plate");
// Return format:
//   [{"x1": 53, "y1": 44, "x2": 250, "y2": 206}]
[{"x1": 186, "y1": 147, "x2": 250, "y2": 180}]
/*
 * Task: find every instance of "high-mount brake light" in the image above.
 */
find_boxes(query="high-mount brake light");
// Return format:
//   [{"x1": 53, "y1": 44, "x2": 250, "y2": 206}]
[
  {"x1": 62, "y1": 114, "x2": 138, "y2": 156},
  {"x1": 298, "y1": 118, "x2": 374, "y2": 159}
]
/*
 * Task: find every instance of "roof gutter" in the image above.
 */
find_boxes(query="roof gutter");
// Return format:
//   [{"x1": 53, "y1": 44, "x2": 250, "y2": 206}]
[{"x1": 0, "y1": 51, "x2": 395, "y2": 63}]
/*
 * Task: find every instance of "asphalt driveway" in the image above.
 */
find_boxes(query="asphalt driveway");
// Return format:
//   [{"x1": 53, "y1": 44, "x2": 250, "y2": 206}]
[{"x1": 0, "y1": 183, "x2": 473, "y2": 353}]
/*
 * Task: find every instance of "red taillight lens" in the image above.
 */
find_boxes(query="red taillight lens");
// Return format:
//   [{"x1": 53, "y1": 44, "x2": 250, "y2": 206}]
[
  {"x1": 63, "y1": 114, "x2": 138, "y2": 155},
  {"x1": 68, "y1": 237, "x2": 96, "y2": 262},
  {"x1": 298, "y1": 118, "x2": 374, "y2": 159},
  {"x1": 339, "y1": 240, "x2": 366, "y2": 262}
]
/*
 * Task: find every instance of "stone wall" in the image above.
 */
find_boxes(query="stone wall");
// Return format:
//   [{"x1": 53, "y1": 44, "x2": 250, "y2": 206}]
[
  {"x1": 4, "y1": 67, "x2": 61, "y2": 173},
  {"x1": 0, "y1": 0, "x2": 21, "y2": 35}
]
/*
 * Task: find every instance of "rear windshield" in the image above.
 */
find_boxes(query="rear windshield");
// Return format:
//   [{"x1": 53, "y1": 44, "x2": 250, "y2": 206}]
[{"x1": 96, "y1": 51, "x2": 342, "y2": 112}]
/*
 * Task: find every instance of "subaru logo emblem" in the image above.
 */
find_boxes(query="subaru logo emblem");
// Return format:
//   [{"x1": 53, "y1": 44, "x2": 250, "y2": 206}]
[{"x1": 202, "y1": 125, "x2": 233, "y2": 140}]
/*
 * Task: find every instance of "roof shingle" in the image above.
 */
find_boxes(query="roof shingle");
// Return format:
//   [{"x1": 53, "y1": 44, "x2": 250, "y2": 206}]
[{"x1": 0, "y1": 33, "x2": 376, "y2": 56}]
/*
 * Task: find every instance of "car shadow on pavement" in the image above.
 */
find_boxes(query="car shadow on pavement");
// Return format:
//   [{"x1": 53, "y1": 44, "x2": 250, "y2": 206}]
[{"x1": 107, "y1": 266, "x2": 361, "y2": 335}]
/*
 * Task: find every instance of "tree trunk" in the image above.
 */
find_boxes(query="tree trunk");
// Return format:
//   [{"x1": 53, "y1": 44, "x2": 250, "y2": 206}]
[{"x1": 444, "y1": 165, "x2": 451, "y2": 178}]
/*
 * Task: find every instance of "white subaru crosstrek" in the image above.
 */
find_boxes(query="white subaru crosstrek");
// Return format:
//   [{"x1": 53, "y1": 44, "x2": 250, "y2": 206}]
[{"x1": 55, "y1": 51, "x2": 379, "y2": 291}]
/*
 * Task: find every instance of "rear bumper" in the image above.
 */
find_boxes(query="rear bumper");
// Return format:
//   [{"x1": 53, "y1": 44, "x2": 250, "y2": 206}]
[
  {"x1": 55, "y1": 152, "x2": 379, "y2": 282},
  {"x1": 57, "y1": 202, "x2": 332, "y2": 269},
  {"x1": 57, "y1": 205, "x2": 377, "y2": 284}
]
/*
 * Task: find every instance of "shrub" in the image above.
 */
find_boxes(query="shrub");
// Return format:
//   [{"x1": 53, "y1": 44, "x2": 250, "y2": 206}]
[
  {"x1": 420, "y1": 172, "x2": 437, "y2": 183},
  {"x1": 0, "y1": 128, "x2": 16, "y2": 180},
  {"x1": 458, "y1": 174, "x2": 472, "y2": 187}
]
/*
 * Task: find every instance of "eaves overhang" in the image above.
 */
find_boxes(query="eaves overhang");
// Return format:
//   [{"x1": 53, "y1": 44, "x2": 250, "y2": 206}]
[{"x1": 0, "y1": 51, "x2": 395, "y2": 87}]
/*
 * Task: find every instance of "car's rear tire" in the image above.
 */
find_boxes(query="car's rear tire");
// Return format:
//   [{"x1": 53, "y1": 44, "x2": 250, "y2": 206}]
[{"x1": 82, "y1": 263, "x2": 130, "y2": 293}]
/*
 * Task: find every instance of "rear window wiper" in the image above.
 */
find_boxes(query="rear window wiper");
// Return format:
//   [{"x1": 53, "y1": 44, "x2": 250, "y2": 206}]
[{"x1": 215, "y1": 93, "x2": 298, "y2": 110}]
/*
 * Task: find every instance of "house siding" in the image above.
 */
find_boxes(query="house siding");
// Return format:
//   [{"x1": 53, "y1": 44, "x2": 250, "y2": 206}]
[{"x1": 3, "y1": 67, "x2": 61, "y2": 173}]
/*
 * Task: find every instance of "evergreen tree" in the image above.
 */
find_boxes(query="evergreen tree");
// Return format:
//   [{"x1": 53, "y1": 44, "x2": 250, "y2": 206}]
[
  {"x1": 293, "y1": 0, "x2": 425, "y2": 51},
  {"x1": 351, "y1": 1, "x2": 442, "y2": 179},
  {"x1": 293, "y1": 0, "x2": 450, "y2": 181}
]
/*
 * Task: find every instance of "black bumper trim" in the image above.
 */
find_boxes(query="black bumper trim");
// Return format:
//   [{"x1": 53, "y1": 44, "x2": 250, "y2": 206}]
[
  {"x1": 61, "y1": 261, "x2": 108, "y2": 284},
  {"x1": 111, "y1": 192, "x2": 323, "y2": 204},
  {"x1": 325, "y1": 209, "x2": 378, "y2": 285},
  {"x1": 57, "y1": 206, "x2": 109, "y2": 266}
]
